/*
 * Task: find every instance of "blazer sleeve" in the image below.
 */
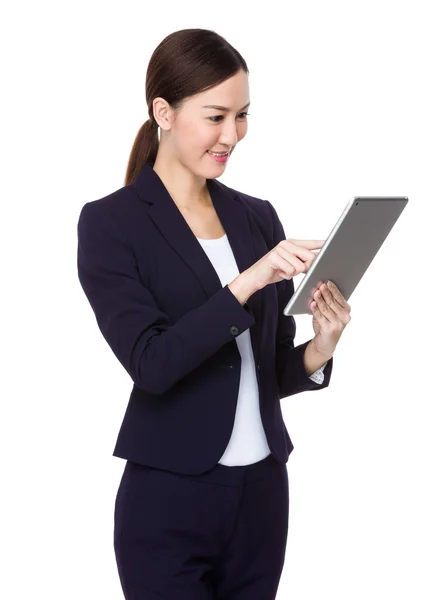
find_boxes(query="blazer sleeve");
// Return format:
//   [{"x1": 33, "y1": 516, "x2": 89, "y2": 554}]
[
  {"x1": 77, "y1": 201, "x2": 255, "y2": 395},
  {"x1": 265, "y1": 200, "x2": 333, "y2": 399}
]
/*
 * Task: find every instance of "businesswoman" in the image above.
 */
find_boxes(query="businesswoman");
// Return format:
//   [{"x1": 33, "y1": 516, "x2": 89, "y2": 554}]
[{"x1": 77, "y1": 28, "x2": 351, "y2": 600}]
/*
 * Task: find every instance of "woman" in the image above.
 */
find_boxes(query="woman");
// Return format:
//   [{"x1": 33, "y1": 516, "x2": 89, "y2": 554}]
[{"x1": 77, "y1": 28, "x2": 351, "y2": 600}]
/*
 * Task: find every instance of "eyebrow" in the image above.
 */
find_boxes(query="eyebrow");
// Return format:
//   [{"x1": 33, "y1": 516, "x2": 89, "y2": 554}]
[{"x1": 202, "y1": 101, "x2": 251, "y2": 112}]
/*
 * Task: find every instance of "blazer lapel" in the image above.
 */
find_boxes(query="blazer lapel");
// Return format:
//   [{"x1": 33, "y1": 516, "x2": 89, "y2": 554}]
[{"x1": 132, "y1": 162, "x2": 263, "y2": 353}]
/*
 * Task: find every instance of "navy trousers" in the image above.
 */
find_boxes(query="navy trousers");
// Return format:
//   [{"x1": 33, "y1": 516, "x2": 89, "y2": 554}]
[{"x1": 113, "y1": 453, "x2": 290, "y2": 599}]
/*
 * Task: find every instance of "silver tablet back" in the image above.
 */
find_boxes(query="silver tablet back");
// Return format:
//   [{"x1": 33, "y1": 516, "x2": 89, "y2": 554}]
[{"x1": 283, "y1": 197, "x2": 408, "y2": 316}]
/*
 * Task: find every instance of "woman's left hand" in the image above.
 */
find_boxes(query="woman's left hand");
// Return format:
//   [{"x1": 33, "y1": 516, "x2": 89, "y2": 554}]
[{"x1": 310, "y1": 280, "x2": 351, "y2": 357}]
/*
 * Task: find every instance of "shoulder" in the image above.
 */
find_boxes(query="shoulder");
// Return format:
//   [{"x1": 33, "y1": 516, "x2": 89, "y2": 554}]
[
  {"x1": 216, "y1": 179, "x2": 274, "y2": 223},
  {"x1": 77, "y1": 183, "x2": 140, "y2": 228}
]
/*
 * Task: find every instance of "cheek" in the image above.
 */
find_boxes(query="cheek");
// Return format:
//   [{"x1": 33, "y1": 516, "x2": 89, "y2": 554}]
[
  {"x1": 174, "y1": 118, "x2": 203, "y2": 146},
  {"x1": 200, "y1": 127, "x2": 219, "y2": 149},
  {"x1": 237, "y1": 122, "x2": 248, "y2": 142},
  {"x1": 182, "y1": 121, "x2": 248, "y2": 152},
  {"x1": 185, "y1": 122, "x2": 215, "y2": 151}
]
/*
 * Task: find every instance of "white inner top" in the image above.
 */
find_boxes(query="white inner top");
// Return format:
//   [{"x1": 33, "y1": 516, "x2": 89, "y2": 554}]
[{"x1": 195, "y1": 233, "x2": 325, "y2": 466}]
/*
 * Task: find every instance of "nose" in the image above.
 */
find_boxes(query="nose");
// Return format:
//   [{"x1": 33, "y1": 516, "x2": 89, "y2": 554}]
[{"x1": 219, "y1": 119, "x2": 240, "y2": 147}]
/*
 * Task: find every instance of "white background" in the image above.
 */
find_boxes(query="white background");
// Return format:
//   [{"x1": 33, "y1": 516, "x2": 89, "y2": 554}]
[{"x1": 2, "y1": 1, "x2": 439, "y2": 598}]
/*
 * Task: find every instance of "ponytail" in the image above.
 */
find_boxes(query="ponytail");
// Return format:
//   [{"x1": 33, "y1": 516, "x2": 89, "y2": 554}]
[{"x1": 124, "y1": 118, "x2": 159, "y2": 186}]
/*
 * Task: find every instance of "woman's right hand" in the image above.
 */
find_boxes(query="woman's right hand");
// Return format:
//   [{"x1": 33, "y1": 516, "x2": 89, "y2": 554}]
[{"x1": 245, "y1": 239, "x2": 325, "y2": 291}]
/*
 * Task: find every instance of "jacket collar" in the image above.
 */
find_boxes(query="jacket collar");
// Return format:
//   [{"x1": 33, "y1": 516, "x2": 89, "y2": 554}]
[{"x1": 132, "y1": 161, "x2": 263, "y2": 346}]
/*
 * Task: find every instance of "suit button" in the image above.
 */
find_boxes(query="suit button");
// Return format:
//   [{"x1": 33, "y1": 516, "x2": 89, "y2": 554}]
[
  {"x1": 230, "y1": 326, "x2": 239, "y2": 336},
  {"x1": 257, "y1": 362, "x2": 261, "y2": 372}
]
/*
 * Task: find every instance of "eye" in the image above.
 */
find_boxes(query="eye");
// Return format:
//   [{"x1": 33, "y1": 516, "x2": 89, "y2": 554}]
[{"x1": 209, "y1": 112, "x2": 250, "y2": 123}]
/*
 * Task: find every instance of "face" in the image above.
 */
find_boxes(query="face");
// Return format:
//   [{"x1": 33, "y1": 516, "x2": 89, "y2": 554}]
[{"x1": 153, "y1": 69, "x2": 250, "y2": 177}]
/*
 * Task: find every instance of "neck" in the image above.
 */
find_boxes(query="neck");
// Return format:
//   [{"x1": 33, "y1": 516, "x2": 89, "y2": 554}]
[{"x1": 152, "y1": 154, "x2": 212, "y2": 209}]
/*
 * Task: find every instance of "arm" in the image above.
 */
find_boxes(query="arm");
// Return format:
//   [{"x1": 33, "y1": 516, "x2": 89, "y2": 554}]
[
  {"x1": 77, "y1": 202, "x2": 255, "y2": 395},
  {"x1": 265, "y1": 200, "x2": 334, "y2": 399}
]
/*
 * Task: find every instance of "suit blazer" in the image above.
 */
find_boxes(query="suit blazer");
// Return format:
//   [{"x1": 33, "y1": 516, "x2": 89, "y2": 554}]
[{"x1": 77, "y1": 161, "x2": 333, "y2": 475}]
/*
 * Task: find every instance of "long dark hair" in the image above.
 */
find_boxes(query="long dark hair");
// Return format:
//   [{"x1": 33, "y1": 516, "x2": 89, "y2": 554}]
[{"x1": 124, "y1": 28, "x2": 249, "y2": 186}]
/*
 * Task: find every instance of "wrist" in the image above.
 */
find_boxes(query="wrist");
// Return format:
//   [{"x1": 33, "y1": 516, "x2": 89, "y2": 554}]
[
  {"x1": 304, "y1": 339, "x2": 332, "y2": 376},
  {"x1": 228, "y1": 272, "x2": 257, "y2": 305}
]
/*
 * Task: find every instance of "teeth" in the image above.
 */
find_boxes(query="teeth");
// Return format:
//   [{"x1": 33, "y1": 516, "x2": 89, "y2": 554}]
[{"x1": 209, "y1": 151, "x2": 228, "y2": 157}]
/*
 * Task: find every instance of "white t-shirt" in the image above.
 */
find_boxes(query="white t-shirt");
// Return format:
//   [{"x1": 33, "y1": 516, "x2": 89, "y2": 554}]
[{"x1": 196, "y1": 233, "x2": 327, "y2": 466}]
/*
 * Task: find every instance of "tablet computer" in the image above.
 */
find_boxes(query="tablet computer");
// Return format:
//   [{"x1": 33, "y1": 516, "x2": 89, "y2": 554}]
[{"x1": 283, "y1": 196, "x2": 408, "y2": 316}]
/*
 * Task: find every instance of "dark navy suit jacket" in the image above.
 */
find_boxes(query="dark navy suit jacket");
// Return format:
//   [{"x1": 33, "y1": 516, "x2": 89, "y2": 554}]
[{"x1": 77, "y1": 162, "x2": 333, "y2": 475}]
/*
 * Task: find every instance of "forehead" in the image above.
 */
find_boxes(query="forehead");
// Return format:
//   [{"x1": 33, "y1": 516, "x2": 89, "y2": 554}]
[{"x1": 187, "y1": 71, "x2": 250, "y2": 108}]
